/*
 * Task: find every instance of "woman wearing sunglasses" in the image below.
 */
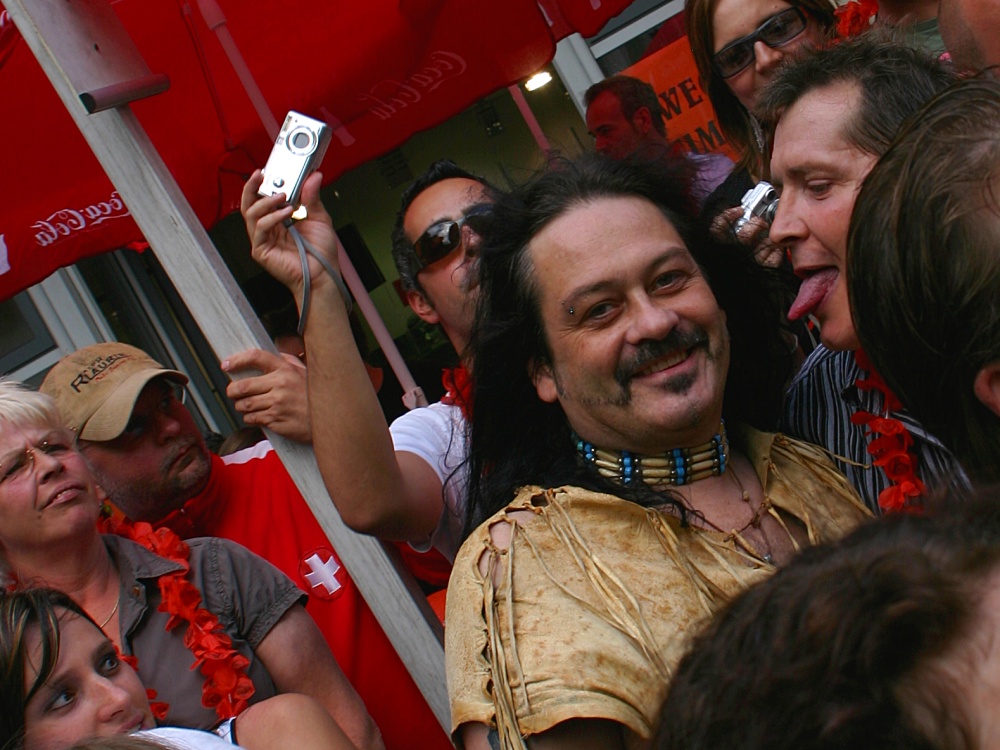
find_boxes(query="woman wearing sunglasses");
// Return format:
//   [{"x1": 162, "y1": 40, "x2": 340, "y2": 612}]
[{"x1": 686, "y1": 0, "x2": 837, "y2": 220}]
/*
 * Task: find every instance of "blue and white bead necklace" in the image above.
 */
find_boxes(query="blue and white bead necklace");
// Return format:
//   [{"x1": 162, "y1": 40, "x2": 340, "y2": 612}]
[{"x1": 574, "y1": 421, "x2": 729, "y2": 487}]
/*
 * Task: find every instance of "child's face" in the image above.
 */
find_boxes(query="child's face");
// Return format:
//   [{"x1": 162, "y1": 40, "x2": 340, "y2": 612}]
[{"x1": 23, "y1": 611, "x2": 155, "y2": 750}]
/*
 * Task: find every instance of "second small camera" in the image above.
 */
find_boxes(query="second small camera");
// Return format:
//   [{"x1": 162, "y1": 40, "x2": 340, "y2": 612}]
[{"x1": 734, "y1": 181, "x2": 779, "y2": 233}]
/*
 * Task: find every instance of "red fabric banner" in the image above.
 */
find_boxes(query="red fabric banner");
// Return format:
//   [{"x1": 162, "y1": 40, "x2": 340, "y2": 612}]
[{"x1": 0, "y1": 0, "x2": 631, "y2": 301}]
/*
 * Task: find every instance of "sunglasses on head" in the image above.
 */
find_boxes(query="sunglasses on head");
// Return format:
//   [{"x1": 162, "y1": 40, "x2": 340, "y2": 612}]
[
  {"x1": 412, "y1": 204, "x2": 493, "y2": 271},
  {"x1": 713, "y1": 7, "x2": 808, "y2": 79}
]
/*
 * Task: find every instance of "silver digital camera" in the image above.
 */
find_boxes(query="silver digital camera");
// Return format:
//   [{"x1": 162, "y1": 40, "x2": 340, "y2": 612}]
[
  {"x1": 734, "y1": 181, "x2": 779, "y2": 233},
  {"x1": 258, "y1": 111, "x2": 332, "y2": 209}
]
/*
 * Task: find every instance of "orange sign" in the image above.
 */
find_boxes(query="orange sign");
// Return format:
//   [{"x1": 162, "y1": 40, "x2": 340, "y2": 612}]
[{"x1": 623, "y1": 36, "x2": 739, "y2": 162}]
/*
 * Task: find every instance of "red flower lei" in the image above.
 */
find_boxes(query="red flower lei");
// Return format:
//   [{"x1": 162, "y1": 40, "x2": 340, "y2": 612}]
[
  {"x1": 119, "y1": 652, "x2": 170, "y2": 721},
  {"x1": 441, "y1": 365, "x2": 473, "y2": 420},
  {"x1": 835, "y1": 0, "x2": 879, "y2": 38},
  {"x1": 849, "y1": 350, "x2": 925, "y2": 513},
  {"x1": 99, "y1": 511, "x2": 255, "y2": 720}
]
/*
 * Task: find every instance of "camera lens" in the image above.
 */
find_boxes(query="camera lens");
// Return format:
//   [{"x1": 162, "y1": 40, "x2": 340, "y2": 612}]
[
  {"x1": 286, "y1": 126, "x2": 316, "y2": 155},
  {"x1": 761, "y1": 200, "x2": 779, "y2": 224}
]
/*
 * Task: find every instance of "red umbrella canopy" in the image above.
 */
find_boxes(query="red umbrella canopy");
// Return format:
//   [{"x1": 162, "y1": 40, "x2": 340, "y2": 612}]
[{"x1": 0, "y1": 0, "x2": 630, "y2": 301}]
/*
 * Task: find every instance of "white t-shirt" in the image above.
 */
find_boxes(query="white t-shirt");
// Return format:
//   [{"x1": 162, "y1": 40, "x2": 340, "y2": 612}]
[
  {"x1": 388, "y1": 400, "x2": 468, "y2": 561},
  {"x1": 138, "y1": 726, "x2": 238, "y2": 749}
]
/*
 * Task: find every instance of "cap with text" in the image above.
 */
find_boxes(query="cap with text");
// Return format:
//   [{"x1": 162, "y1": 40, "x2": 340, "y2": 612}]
[{"x1": 40, "y1": 343, "x2": 188, "y2": 441}]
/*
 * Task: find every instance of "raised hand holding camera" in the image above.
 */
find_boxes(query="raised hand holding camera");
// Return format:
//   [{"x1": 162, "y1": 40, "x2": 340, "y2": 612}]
[{"x1": 247, "y1": 111, "x2": 351, "y2": 332}]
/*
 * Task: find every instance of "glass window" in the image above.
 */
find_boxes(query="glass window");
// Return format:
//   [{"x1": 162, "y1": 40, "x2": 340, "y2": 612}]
[{"x1": 0, "y1": 293, "x2": 56, "y2": 375}]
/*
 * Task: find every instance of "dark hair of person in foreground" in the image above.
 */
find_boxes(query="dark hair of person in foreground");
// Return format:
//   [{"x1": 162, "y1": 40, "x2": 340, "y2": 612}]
[
  {"x1": 463, "y1": 153, "x2": 799, "y2": 537},
  {"x1": 847, "y1": 76, "x2": 1000, "y2": 486},
  {"x1": 654, "y1": 484, "x2": 1000, "y2": 750}
]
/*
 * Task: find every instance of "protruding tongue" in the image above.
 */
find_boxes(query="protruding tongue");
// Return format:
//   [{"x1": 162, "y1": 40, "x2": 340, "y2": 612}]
[{"x1": 788, "y1": 269, "x2": 838, "y2": 320}]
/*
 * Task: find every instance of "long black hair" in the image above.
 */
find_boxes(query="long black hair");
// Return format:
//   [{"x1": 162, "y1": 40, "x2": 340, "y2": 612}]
[{"x1": 463, "y1": 154, "x2": 797, "y2": 537}]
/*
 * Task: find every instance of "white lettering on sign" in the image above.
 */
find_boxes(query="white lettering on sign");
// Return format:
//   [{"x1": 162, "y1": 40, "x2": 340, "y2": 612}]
[
  {"x1": 303, "y1": 552, "x2": 342, "y2": 595},
  {"x1": 32, "y1": 192, "x2": 131, "y2": 247},
  {"x1": 0, "y1": 234, "x2": 9, "y2": 275},
  {"x1": 361, "y1": 50, "x2": 468, "y2": 122}
]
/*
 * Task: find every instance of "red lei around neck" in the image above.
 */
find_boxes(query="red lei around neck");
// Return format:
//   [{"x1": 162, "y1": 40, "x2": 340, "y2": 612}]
[
  {"x1": 99, "y1": 511, "x2": 255, "y2": 720},
  {"x1": 441, "y1": 365, "x2": 473, "y2": 420},
  {"x1": 849, "y1": 350, "x2": 925, "y2": 513}
]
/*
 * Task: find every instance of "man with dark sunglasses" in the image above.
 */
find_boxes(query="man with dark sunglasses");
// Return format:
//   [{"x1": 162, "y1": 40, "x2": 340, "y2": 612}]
[
  {"x1": 234, "y1": 160, "x2": 490, "y2": 566},
  {"x1": 391, "y1": 166, "x2": 492, "y2": 356}
]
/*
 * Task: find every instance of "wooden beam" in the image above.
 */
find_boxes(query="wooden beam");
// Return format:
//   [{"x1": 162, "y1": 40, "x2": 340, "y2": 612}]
[{"x1": 5, "y1": 0, "x2": 450, "y2": 731}]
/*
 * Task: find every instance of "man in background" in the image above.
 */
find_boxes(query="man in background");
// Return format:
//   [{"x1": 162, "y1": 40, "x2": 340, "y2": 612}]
[{"x1": 585, "y1": 75, "x2": 732, "y2": 204}]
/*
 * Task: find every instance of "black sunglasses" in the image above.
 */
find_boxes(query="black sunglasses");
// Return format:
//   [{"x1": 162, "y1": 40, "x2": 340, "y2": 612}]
[
  {"x1": 412, "y1": 204, "x2": 492, "y2": 271},
  {"x1": 713, "y1": 7, "x2": 808, "y2": 79}
]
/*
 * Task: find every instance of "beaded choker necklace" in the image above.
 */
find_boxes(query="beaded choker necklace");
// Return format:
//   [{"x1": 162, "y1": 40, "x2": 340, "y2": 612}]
[{"x1": 574, "y1": 421, "x2": 729, "y2": 487}]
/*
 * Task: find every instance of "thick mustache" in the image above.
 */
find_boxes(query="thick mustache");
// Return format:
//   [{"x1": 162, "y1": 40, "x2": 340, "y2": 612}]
[{"x1": 615, "y1": 327, "x2": 709, "y2": 386}]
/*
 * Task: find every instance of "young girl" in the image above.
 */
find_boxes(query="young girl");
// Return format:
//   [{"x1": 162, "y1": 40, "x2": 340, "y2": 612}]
[{"x1": 1, "y1": 589, "x2": 359, "y2": 750}]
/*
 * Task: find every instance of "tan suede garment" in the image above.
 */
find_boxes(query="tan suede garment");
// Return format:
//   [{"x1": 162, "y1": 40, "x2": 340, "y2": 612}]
[{"x1": 445, "y1": 427, "x2": 871, "y2": 748}]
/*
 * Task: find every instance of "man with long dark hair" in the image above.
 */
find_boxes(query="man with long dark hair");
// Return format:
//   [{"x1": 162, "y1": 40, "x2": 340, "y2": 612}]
[{"x1": 443, "y1": 155, "x2": 869, "y2": 749}]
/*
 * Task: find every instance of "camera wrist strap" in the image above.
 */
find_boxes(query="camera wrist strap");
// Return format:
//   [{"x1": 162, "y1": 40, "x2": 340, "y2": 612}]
[{"x1": 290, "y1": 225, "x2": 353, "y2": 336}]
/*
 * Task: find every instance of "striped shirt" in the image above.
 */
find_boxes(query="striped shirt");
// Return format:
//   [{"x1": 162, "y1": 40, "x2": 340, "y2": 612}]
[{"x1": 781, "y1": 346, "x2": 968, "y2": 515}]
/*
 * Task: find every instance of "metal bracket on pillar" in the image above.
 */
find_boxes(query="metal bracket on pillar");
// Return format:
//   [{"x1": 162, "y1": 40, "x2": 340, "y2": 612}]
[
  {"x1": 18, "y1": 0, "x2": 169, "y2": 113},
  {"x1": 81, "y1": 74, "x2": 170, "y2": 113}
]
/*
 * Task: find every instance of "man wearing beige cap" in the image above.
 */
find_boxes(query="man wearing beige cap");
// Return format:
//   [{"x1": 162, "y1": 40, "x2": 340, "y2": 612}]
[
  {"x1": 40, "y1": 342, "x2": 456, "y2": 750},
  {"x1": 42, "y1": 343, "x2": 208, "y2": 521}
]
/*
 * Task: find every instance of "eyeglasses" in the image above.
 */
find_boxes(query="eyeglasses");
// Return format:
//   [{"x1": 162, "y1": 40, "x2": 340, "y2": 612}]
[
  {"x1": 118, "y1": 380, "x2": 187, "y2": 443},
  {"x1": 0, "y1": 433, "x2": 77, "y2": 486},
  {"x1": 713, "y1": 7, "x2": 808, "y2": 79},
  {"x1": 412, "y1": 204, "x2": 492, "y2": 271}
]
